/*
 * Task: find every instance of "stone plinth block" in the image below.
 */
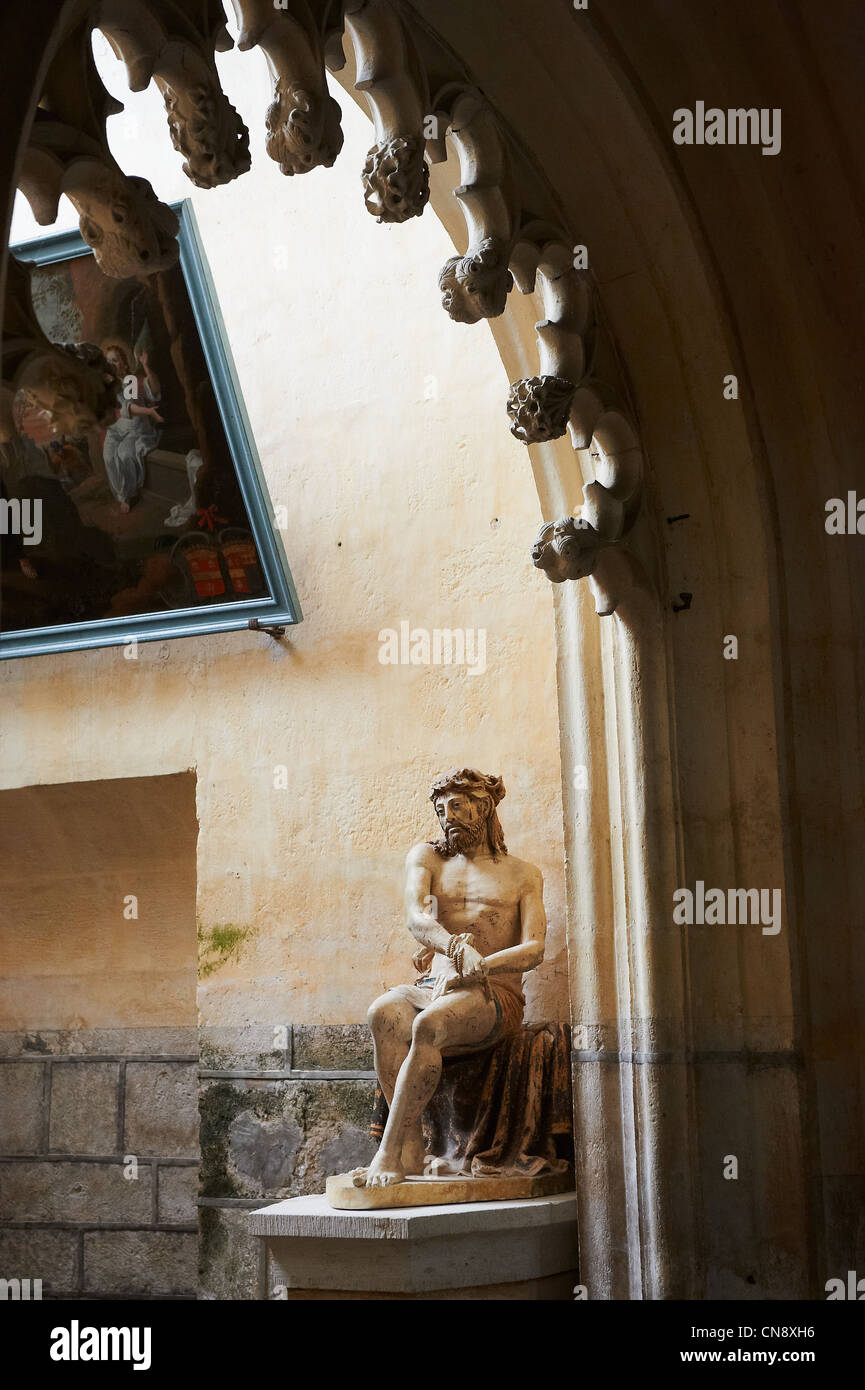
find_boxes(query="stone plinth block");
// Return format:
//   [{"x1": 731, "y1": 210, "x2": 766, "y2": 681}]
[
  {"x1": 250, "y1": 1191, "x2": 578, "y2": 1297},
  {"x1": 200, "y1": 1207, "x2": 266, "y2": 1301},
  {"x1": 292, "y1": 1024, "x2": 373, "y2": 1072},
  {"x1": 325, "y1": 1169, "x2": 572, "y2": 1210},
  {"x1": 83, "y1": 1230, "x2": 198, "y2": 1296},
  {"x1": 49, "y1": 1062, "x2": 119, "y2": 1153},
  {"x1": 0, "y1": 1160, "x2": 152, "y2": 1223},
  {"x1": 0, "y1": 1227, "x2": 78, "y2": 1293},
  {"x1": 124, "y1": 1062, "x2": 198, "y2": 1157},
  {"x1": 0, "y1": 1062, "x2": 45, "y2": 1152},
  {"x1": 157, "y1": 1164, "x2": 199, "y2": 1223}
]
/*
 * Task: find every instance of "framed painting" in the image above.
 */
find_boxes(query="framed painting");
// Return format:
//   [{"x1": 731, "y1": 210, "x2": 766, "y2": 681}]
[{"x1": 1, "y1": 200, "x2": 300, "y2": 659}]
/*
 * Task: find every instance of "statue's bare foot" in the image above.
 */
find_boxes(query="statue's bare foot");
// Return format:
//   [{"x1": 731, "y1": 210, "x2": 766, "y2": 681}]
[
  {"x1": 424, "y1": 1155, "x2": 461, "y2": 1177},
  {"x1": 348, "y1": 1156, "x2": 406, "y2": 1188},
  {"x1": 361, "y1": 1150, "x2": 406, "y2": 1187}
]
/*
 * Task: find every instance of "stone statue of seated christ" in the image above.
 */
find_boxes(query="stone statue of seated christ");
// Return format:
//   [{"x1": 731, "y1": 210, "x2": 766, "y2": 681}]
[{"x1": 351, "y1": 767, "x2": 547, "y2": 1189}]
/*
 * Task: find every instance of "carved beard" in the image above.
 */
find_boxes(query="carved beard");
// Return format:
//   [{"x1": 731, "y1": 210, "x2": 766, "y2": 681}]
[{"x1": 441, "y1": 816, "x2": 487, "y2": 856}]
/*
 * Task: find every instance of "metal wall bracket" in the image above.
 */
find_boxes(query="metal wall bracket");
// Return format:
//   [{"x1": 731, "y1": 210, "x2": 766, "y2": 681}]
[{"x1": 248, "y1": 617, "x2": 286, "y2": 639}]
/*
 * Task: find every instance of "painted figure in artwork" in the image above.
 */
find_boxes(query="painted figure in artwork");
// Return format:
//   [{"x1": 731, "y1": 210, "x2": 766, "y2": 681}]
[{"x1": 102, "y1": 342, "x2": 163, "y2": 511}]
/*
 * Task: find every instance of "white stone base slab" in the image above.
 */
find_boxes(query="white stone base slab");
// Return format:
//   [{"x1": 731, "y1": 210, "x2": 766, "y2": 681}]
[
  {"x1": 250, "y1": 1191, "x2": 578, "y2": 1296},
  {"x1": 325, "y1": 1168, "x2": 572, "y2": 1209}
]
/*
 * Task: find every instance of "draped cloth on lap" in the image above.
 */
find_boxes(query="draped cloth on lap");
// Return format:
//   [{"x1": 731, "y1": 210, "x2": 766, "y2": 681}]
[{"x1": 370, "y1": 1022, "x2": 573, "y2": 1178}]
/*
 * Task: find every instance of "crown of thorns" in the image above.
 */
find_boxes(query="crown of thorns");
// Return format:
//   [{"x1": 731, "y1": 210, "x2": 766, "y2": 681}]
[{"x1": 428, "y1": 768, "x2": 505, "y2": 807}]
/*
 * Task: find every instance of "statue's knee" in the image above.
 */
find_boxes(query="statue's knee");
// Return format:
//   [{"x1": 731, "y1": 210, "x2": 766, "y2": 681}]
[
  {"x1": 412, "y1": 1011, "x2": 439, "y2": 1047},
  {"x1": 367, "y1": 993, "x2": 399, "y2": 1034},
  {"x1": 367, "y1": 996, "x2": 386, "y2": 1032}
]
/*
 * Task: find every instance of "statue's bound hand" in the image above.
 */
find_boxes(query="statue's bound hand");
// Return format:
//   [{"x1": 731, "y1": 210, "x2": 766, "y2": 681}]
[
  {"x1": 412, "y1": 944, "x2": 435, "y2": 976},
  {"x1": 456, "y1": 942, "x2": 487, "y2": 980}
]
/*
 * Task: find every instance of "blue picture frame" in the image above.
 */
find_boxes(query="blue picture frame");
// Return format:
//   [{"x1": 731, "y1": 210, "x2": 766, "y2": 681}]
[{"x1": 2, "y1": 199, "x2": 301, "y2": 659}]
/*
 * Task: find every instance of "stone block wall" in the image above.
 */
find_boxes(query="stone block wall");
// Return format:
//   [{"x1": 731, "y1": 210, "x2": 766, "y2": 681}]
[
  {"x1": 0, "y1": 1028, "x2": 199, "y2": 1299},
  {"x1": 198, "y1": 1023, "x2": 377, "y2": 1300},
  {"x1": 0, "y1": 1019, "x2": 380, "y2": 1299}
]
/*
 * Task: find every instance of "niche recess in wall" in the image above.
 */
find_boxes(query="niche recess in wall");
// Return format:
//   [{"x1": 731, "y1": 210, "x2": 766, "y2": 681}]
[{"x1": 0, "y1": 772, "x2": 199, "y2": 1299}]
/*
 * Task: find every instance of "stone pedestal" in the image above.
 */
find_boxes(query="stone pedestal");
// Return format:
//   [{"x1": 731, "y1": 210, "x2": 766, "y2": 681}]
[{"x1": 249, "y1": 1191, "x2": 578, "y2": 1300}]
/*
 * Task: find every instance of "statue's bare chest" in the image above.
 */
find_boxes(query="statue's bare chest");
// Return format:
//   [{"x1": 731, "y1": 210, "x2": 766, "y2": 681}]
[{"x1": 432, "y1": 857, "x2": 520, "y2": 911}]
